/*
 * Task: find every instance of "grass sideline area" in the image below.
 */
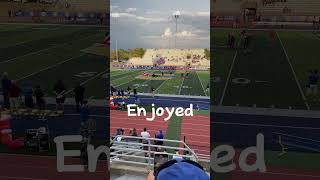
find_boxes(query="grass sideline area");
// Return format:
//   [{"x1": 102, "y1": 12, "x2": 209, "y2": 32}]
[{"x1": 0, "y1": 23, "x2": 107, "y2": 99}]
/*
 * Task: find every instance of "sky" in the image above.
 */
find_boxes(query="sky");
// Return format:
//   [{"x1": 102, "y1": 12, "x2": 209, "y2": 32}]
[{"x1": 110, "y1": 0, "x2": 210, "y2": 50}]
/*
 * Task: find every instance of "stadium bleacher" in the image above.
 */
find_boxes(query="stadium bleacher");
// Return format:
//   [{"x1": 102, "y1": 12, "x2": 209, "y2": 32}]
[
  {"x1": 0, "y1": 0, "x2": 108, "y2": 24},
  {"x1": 212, "y1": 0, "x2": 320, "y2": 28},
  {"x1": 126, "y1": 49, "x2": 209, "y2": 67},
  {"x1": 259, "y1": 0, "x2": 320, "y2": 16}
]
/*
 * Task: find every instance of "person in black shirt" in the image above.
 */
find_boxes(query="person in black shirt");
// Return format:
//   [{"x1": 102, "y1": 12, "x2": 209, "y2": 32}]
[
  {"x1": 120, "y1": 89, "x2": 125, "y2": 96},
  {"x1": 34, "y1": 85, "x2": 45, "y2": 110},
  {"x1": 53, "y1": 80, "x2": 66, "y2": 111},
  {"x1": 127, "y1": 86, "x2": 131, "y2": 95},
  {"x1": 133, "y1": 88, "x2": 137, "y2": 96},
  {"x1": 73, "y1": 82, "x2": 85, "y2": 112}
]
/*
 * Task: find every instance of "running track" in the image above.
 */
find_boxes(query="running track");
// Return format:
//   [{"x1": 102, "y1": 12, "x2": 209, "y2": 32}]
[
  {"x1": 110, "y1": 110, "x2": 169, "y2": 137},
  {"x1": 181, "y1": 115, "x2": 210, "y2": 157},
  {"x1": 110, "y1": 110, "x2": 210, "y2": 158},
  {"x1": 0, "y1": 154, "x2": 108, "y2": 180},
  {"x1": 113, "y1": 94, "x2": 210, "y2": 110}
]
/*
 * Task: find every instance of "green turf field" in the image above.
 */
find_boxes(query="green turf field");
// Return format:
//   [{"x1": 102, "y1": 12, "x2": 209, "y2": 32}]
[
  {"x1": 213, "y1": 28, "x2": 320, "y2": 110},
  {"x1": 0, "y1": 23, "x2": 107, "y2": 99},
  {"x1": 111, "y1": 69, "x2": 209, "y2": 96}
]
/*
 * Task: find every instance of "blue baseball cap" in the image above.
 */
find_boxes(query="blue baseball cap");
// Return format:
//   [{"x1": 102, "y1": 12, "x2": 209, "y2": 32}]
[{"x1": 157, "y1": 161, "x2": 209, "y2": 180}]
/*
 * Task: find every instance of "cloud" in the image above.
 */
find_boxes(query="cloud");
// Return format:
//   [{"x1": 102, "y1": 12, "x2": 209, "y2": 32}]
[
  {"x1": 161, "y1": 27, "x2": 173, "y2": 38},
  {"x1": 110, "y1": 5, "x2": 119, "y2": 12},
  {"x1": 149, "y1": 28, "x2": 208, "y2": 40},
  {"x1": 176, "y1": 30, "x2": 196, "y2": 38},
  {"x1": 125, "y1": 8, "x2": 137, "y2": 13},
  {"x1": 179, "y1": 11, "x2": 210, "y2": 17},
  {"x1": 111, "y1": 12, "x2": 166, "y2": 22}
]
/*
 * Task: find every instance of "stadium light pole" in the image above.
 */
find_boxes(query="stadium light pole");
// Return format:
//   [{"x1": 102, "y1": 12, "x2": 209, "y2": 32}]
[
  {"x1": 112, "y1": 12, "x2": 120, "y2": 61},
  {"x1": 173, "y1": 10, "x2": 180, "y2": 49}
]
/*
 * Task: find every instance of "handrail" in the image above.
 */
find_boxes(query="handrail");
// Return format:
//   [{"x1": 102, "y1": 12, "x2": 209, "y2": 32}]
[{"x1": 110, "y1": 135, "x2": 199, "y2": 169}]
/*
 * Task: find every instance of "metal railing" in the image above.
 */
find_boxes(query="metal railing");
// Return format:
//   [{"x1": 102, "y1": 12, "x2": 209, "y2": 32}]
[{"x1": 110, "y1": 135, "x2": 199, "y2": 169}]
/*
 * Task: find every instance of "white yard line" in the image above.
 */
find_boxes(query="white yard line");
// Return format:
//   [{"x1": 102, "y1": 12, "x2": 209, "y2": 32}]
[
  {"x1": 0, "y1": 33, "x2": 98, "y2": 65},
  {"x1": 65, "y1": 70, "x2": 108, "y2": 95},
  {"x1": 0, "y1": 46, "x2": 59, "y2": 65},
  {"x1": 16, "y1": 54, "x2": 85, "y2": 82},
  {"x1": 114, "y1": 77, "x2": 137, "y2": 87},
  {"x1": 0, "y1": 27, "x2": 64, "y2": 49},
  {"x1": 219, "y1": 39, "x2": 242, "y2": 105},
  {"x1": 196, "y1": 71, "x2": 207, "y2": 96},
  {"x1": 178, "y1": 76, "x2": 185, "y2": 95},
  {"x1": 112, "y1": 70, "x2": 153, "y2": 87},
  {"x1": 155, "y1": 78, "x2": 170, "y2": 93},
  {"x1": 277, "y1": 32, "x2": 310, "y2": 110}
]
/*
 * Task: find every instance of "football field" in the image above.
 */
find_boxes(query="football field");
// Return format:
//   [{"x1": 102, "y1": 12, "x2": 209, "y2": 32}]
[
  {"x1": 111, "y1": 69, "x2": 210, "y2": 97},
  {"x1": 213, "y1": 28, "x2": 320, "y2": 110},
  {"x1": 212, "y1": 28, "x2": 320, "y2": 180},
  {"x1": 0, "y1": 23, "x2": 107, "y2": 99}
]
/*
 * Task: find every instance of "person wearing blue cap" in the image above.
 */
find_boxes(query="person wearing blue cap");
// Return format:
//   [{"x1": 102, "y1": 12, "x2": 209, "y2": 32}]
[{"x1": 147, "y1": 159, "x2": 209, "y2": 180}]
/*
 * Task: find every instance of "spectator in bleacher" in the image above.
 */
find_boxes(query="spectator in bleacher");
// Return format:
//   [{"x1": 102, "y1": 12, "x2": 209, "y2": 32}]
[
  {"x1": 129, "y1": 128, "x2": 138, "y2": 136},
  {"x1": 53, "y1": 80, "x2": 66, "y2": 111},
  {"x1": 73, "y1": 82, "x2": 85, "y2": 112},
  {"x1": 34, "y1": 85, "x2": 45, "y2": 110},
  {"x1": 155, "y1": 129, "x2": 164, "y2": 146},
  {"x1": 172, "y1": 150, "x2": 184, "y2": 160},
  {"x1": 22, "y1": 82, "x2": 34, "y2": 108},
  {"x1": 9, "y1": 81, "x2": 21, "y2": 109},
  {"x1": 80, "y1": 100, "x2": 90, "y2": 122},
  {"x1": 141, "y1": 128, "x2": 150, "y2": 140},
  {"x1": 141, "y1": 128, "x2": 151, "y2": 156},
  {"x1": 1, "y1": 72, "x2": 11, "y2": 109}
]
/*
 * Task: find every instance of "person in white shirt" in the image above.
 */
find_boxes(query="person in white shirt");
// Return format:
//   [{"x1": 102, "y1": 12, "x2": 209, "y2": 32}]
[
  {"x1": 141, "y1": 128, "x2": 151, "y2": 154},
  {"x1": 141, "y1": 128, "x2": 150, "y2": 141}
]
